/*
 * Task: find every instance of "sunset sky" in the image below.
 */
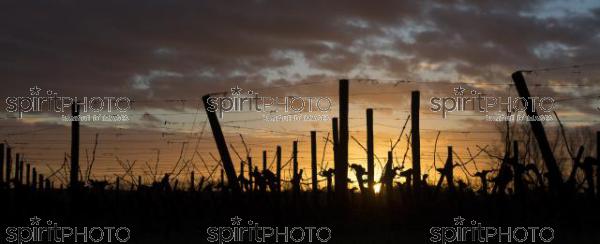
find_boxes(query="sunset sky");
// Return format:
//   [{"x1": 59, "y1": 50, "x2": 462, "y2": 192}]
[{"x1": 1, "y1": 0, "x2": 599, "y2": 188}]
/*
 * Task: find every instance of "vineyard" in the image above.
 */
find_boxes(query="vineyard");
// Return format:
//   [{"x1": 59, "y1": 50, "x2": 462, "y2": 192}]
[{"x1": 1, "y1": 69, "x2": 600, "y2": 244}]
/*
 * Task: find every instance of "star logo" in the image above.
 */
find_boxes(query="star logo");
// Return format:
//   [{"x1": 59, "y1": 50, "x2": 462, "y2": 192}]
[
  {"x1": 231, "y1": 86, "x2": 243, "y2": 95},
  {"x1": 453, "y1": 86, "x2": 466, "y2": 96},
  {"x1": 30, "y1": 216, "x2": 41, "y2": 226},
  {"x1": 231, "y1": 216, "x2": 242, "y2": 226},
  {"x1": 453, "y1": 216, "x2": 465, "y2": 226},
  {"x1": 29, "y1": 86, "x2": 42, "y2": 96}
]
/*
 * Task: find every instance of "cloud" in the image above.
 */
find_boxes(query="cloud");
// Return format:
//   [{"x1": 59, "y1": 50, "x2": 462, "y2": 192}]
[
  {"x1": 0, "y1": 0, "x2": 598, "y2": 116},
  {"x1": 131, "y1": 70, "x2": 183, "y2": 90}
]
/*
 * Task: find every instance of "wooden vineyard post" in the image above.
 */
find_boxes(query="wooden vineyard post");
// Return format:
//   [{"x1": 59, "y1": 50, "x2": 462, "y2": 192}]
[
  {"x1": 326, "y1": 172, "x2": 333, "y2": 194},
  {"x1": 202, "y1": 94, "x2": 240, "y2": 192},
  {"x1": 411, "y1": 91, "x2": 421, "y2": 190},
  {"x1": 0, "y1": 143, "x2": 4, "y2": 184},
  {"x1": 336, "y1": 79, "x2": 349, "y2": 196},
  {"x1": 446, "y1": 146, "x2": 455, "y2": 192},
  {"x1": 511, "y1": 71, "x2": 562, "y2": 193},
  {"x1": 276, "y1": 145, "x2": 282, "y2": 192},
  {"x1": 18, "y1": 156, "x2": 24, "y2": 186},
  {"x1": 329, "y1": 117, "x2": 340, "y2": 201},
  {"x1": 190, "y1": 171, "x2": 195, "y2": 192},
  {"x1": 31, "y1": 168, "x2": 37, "y2": 191},
  {"x1": 15, "y1": 153, "x2": 20, "y2": 185},
  {"x1": 70, "y1": 102, "x2": 80, "y2": 190},
  {"x1": 38, "y1": 174, "x2": 44, "y2": 191},
  {"x1": 25, "y1": 164, "x2": 30, "y2": 187},
  {"x1": 5, "y1": 147, "x2": 10, "y2": 185},
  {"x1": 446, "y1": 146, "x2": 454, "y2": 191},
  {"x1": 311, "y1": 131, "x2": 318, "y2": 193},
  {"x1": 239, "y1": 160, "x2": 245, "y2": 191},
  {"x1": 292, "y1": 141, "x2": 300, "y2": 194},
  {"x1": 597, "y1": 131, "x2": 600, "y2": 198},
  {"x1": 247, "y1": 156, "x2": 253, "y2": 192},
  {"x1": 332, "y1": 117, "x2": 339, "y2": 191},
  {"x1": 262, "y1": 150, "x2": 267, "y2": 172},
  {"x1": 366, "y1": 108, "x2": 374, "y2": 194}
]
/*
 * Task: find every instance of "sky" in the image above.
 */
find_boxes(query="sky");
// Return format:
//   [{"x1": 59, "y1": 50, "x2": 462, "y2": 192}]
[{"x1": 0, "y1": 0, "x2": 599, "y2": 189}]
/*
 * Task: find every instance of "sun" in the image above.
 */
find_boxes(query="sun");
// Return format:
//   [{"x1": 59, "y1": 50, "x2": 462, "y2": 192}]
[{"x1": 374, "y1": 183, "x2": 382, "y2": 194}]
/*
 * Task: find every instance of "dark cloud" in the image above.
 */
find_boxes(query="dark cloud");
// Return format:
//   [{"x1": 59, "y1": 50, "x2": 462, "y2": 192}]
[{"x1": 0, "y1": 0, "x2": 598, "y2": 112}]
